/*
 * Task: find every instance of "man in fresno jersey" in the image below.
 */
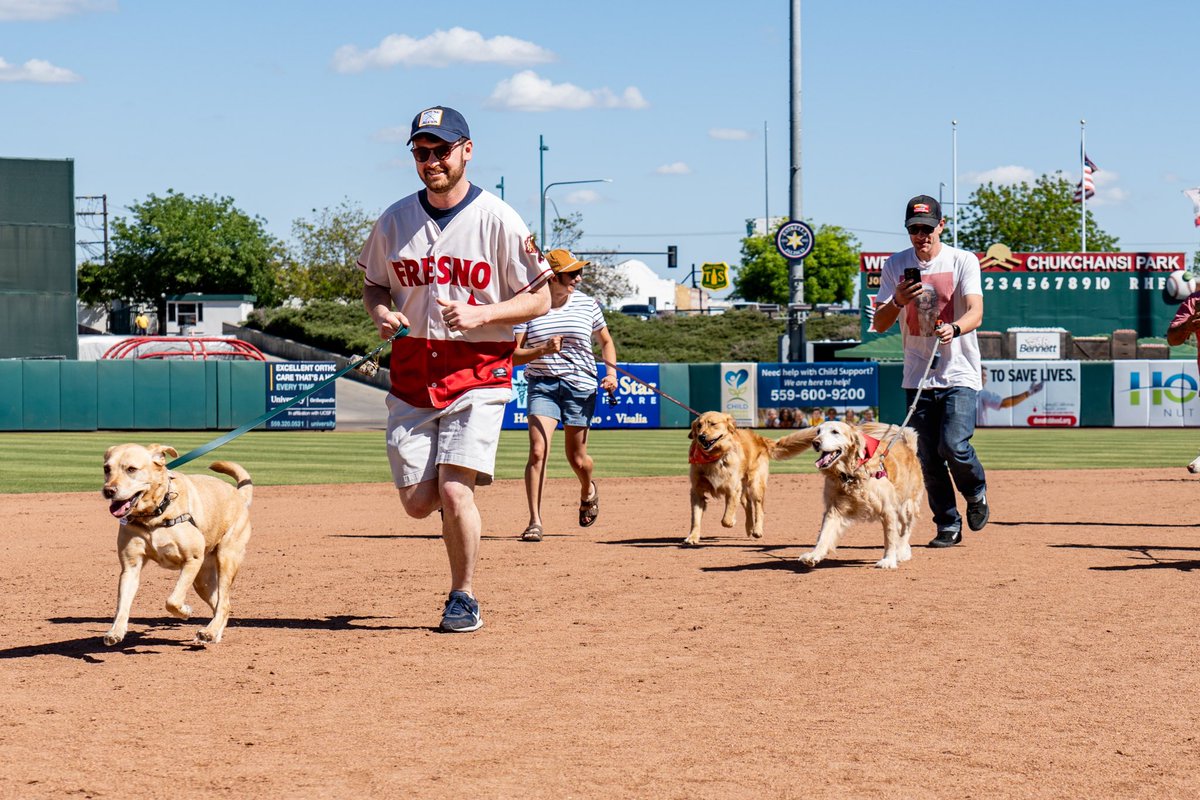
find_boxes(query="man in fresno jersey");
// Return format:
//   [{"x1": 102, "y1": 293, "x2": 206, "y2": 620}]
[
  {"x1": 359, "y1": 106, "x2": 552, "y2": 632},
  {"x1": 871, "y1": 195, "x2": 990, "y2": 549}
]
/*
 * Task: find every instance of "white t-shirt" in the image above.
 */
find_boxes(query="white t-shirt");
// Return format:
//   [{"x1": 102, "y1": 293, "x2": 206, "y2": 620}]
[
  {"x1": 515, "y1": 290, "x2": 606, "y2": 392},
  {"x1": 878, "y1": 244, "x2": 983, "y2": 390}
]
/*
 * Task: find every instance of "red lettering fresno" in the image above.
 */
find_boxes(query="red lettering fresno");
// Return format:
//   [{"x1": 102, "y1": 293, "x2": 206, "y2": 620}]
[{"x1": 389, "y1": 255, "x2": 492, "y2": 289}]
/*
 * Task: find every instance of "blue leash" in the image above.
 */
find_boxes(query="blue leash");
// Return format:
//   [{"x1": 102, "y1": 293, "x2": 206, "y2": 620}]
[{"x1": 167, "y1": 326, "x2": 409, "y2": 470}]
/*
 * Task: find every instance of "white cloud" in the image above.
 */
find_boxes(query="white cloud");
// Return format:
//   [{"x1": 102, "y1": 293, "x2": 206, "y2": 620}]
[
  {"x1": 564, "y1": 189, "x2": 603, "y2": 204},
  {"x1": 1089, "y1": 169, "x2": 1126, "y2": 206},
  {"x1": 709, "y1": 128, "x2": 752, "y2": 141},
  {"x1": 0, "y1": 56, "x2": 80, "y2": 83},
  {"x1": 0, "y1": 0, "x2": 114, "y2": 21},
  {"x1": 486, "y1": 70, "x2": 648, "y2": 112},
  {"x1": 332, "y1": 27, "x2": 554, "y2": 72},
  {"x1": 656, "y1": 162, "x2": 691, "y2": 175},
  {"x1": 965, "y1": 165, "x2": 1036, "y2": 186}
]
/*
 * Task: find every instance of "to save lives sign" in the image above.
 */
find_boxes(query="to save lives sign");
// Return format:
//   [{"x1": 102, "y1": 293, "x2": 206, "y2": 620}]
[
  {"x1": 978, "y1": 361, "x2": 1080, "y2": 427},
  {"x1": 267, "y1": 362, "x2": 337, "y2": 430}
]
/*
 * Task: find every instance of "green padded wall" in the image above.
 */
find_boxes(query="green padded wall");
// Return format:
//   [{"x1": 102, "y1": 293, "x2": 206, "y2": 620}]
[{"x1": 657, "y1": 363, "x2": 693, "y2": 428}]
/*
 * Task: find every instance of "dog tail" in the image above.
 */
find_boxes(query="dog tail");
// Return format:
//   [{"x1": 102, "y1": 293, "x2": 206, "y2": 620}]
[
  {"x1": 767, "y1": 427, "x2": 820, "y2": 461},
  {"x1": 210, "y1": 461, "x2": 253, "y2": 507}
]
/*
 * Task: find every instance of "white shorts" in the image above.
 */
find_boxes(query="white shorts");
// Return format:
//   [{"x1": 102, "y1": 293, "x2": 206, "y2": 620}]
[{"x1": 384, "y1": 387, "x2": 511, "y2": 488}]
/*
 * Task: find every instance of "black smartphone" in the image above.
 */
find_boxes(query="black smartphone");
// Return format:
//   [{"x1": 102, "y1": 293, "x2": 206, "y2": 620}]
[{"x1": 903, "y1": 267, "x2": 921, "y2": 285}]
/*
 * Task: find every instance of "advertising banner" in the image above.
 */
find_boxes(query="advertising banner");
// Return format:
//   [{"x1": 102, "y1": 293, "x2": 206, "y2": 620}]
[
  {"x1": 267, "y1": 362, "x2": 337, "y2": 430},
  {"x1": 720, "y1": 362, "x2": 757, "y2": 427},
  {"x1": 502, "y1": 363, "x2": 661, "y2": 430},
  {"x1": 755, "y1": 362, "x2": 878, "y2": 428},
  {"x1": 1112, "y1": 361, "x2": 1200, "y2": 426},
  {"x1": 978, "y1": 360, "x2": 1081, "y2": 427}
]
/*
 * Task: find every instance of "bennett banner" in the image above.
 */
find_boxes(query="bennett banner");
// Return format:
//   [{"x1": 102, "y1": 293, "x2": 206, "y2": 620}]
[
  {"x1": 755, "y1": 362, "x2": 879, "y2": 428},
  {"x1": 978, "y1": 361, "x2": 1081, "y2": 427},
  {"x1": 267, "y1": 362, "x2": 337, "y2": 430},
  {"x1": 1112, "y1": 361, "x2": 1200, "y2": 426},
  {"x1": 502, "y1": 363, "x2": 661, "y2": 430}
]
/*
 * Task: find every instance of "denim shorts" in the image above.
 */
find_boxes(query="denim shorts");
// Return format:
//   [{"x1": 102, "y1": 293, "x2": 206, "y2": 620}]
[{"x1": 527, "y1": 376, "x2": 597, "y2": 427}]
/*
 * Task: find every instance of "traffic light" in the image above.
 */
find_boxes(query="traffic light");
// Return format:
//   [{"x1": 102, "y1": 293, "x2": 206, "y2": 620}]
[{"x1": 667, "y1": 245, "x2": 677, "y2": 270}]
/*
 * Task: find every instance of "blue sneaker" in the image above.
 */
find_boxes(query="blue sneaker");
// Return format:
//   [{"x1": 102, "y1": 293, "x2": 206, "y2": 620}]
[{"x1": 440, "y1": 591, "x2": 483, "y2": 633}]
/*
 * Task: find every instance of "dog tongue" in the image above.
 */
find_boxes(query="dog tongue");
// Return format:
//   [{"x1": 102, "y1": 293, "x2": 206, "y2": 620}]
[{"x1": 109, "y1": 498, "x2": 133, "y2": 518}]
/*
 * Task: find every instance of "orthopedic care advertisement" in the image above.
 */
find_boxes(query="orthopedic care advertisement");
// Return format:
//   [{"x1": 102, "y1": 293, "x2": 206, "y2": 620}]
[
  {"x1": 978, "y1": 360, "x2": 1081, "y2": 427},
  {"x1": 754, "y1": 362, "x2": 879, "y2": 428},
  {"x1": 1112, "y1": 361, "x2": 1200, "y2": 426},
  {"x1": 502, "y1": 363, "x2": 661, "y2": 430}
]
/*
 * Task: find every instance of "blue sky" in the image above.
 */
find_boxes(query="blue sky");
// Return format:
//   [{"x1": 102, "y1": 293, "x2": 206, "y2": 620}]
[{"x1": 6, "y1": 0, "x2": 1200, "y2": 297}]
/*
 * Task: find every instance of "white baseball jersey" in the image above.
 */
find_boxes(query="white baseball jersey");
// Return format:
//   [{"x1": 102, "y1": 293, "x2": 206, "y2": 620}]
[{"x1": 358, "y1": 187, "x2": 551, "y2": 408}]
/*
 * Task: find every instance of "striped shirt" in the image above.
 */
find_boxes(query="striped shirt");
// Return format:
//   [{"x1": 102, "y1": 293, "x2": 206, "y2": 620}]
[{"x1": 516, "y1": 291, "x2": 607, "y2": 391}]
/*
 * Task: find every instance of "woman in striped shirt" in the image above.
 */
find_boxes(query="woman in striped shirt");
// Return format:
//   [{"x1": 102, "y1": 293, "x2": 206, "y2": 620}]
[{"x1": 513, "y1": 248, "x2": 618, "y2": 542}]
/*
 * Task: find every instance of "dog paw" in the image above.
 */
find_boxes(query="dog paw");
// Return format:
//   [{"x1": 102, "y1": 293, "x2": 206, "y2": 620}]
[
  {"x1": 898, "y1": 545, "x2": 913, "y2": 562},
  {"x1": 747, "y1": 530, "x2": 763, "y2": 539},
  {"x1": 193, "y1": 628, "x2": 221, "y2": 644},
  {"x1": 797, "y1": 552, "x2": 821, "y2": 567},
  {"x1": 875, "y1": 556, "x2": 899, "y2": 569},
  {"x1": 682, "y1": 536, "x2": 702, "y2": 547},
  {"x1": 103, "y1": 629, "x2": 125, "y2": 646},
  {"x1": 166, "y1": 602, "x2": 192, "y2": 620},
  {"x1": 720, "y1": 517, "x2": 736, "y2": 528}
]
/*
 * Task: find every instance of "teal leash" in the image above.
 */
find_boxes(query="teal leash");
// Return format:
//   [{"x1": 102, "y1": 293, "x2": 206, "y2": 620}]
[{"x1": 167, "y1": 326, "x2": 409, "y2": 470}]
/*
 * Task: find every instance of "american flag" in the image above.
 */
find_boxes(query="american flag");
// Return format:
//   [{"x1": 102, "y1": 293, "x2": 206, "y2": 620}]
[
  {"x1": 1072, "y1": 154, "x2": 1097, "y2": 203},
  {"x1": 1185, "y1": 188, "x2": 1200, "y2": 227}
]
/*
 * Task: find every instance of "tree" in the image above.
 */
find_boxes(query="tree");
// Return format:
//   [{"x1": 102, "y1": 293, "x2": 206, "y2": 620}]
[
  {"x1": 956, "y1": 173, "x2": 1119, "y2": 252},
  {"x1": 281, "y1": 199, "x2": 377, "y2": 303},
  {"x1": 548, "y1": 212, "x2": 632, "y2": 308},
  {"x1": 78, "y1": 190, "x2": 284, "y2": 317},
  {"x1": 732, "y1": 222, "x2": 860, "y2": 305}
]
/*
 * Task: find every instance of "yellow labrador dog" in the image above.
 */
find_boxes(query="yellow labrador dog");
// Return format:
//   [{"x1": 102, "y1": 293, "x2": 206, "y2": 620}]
[
  {"x1": 685, "y1": 411, "x2": 814, "y2": 545},
  {"x1": 101, "y1": 443, "x2": 253, "y2": 645},
  {"x1": 793, "y1": 421, "x2": 925, "y2": 569}
]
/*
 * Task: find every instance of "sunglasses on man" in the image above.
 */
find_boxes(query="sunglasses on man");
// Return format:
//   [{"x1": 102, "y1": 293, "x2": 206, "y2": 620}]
[
  {"x1": 411, "y1": 138, "x2": 466, "y2": 163},
  {"x1": 907, "y1": 224, "x2": 937, "y2": 236}
]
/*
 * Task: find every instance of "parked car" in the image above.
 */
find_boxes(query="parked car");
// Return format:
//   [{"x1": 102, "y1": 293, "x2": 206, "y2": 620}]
[{"x1": 618, "y1": 303, "x2": 657, "y2": 320}]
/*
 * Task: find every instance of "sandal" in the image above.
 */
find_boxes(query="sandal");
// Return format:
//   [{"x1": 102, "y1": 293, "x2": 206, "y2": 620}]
[
  {"x1": 520, "y1": 523, "x2": 543, "y2": 542},
  {"x1": 578, "y1": 482, "x2": 599, "y2": 528}
]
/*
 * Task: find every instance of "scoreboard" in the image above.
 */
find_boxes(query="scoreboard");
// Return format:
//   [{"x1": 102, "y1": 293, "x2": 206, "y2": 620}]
[{"x1": 859, "y1": 248, "x2": 1188, "y2": 341}]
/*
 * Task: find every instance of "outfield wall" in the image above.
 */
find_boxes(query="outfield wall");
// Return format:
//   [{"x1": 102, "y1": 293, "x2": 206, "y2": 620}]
[{"x1": 4, "y1": 358, "x2": 1190, "y2": 431}]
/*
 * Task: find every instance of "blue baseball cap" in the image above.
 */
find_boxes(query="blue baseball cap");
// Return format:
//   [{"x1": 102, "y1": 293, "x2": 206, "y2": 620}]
[{"x1": 408, "y1": 106, "x2": 470, "y2": 144}]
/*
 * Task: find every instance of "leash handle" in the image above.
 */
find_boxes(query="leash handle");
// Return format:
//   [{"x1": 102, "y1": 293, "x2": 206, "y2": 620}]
[{"x1": 167, "y1": 326, "x2": 409, "y2": 470}]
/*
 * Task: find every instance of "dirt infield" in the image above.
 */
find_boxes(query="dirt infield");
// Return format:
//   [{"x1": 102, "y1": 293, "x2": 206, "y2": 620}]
[{"x1": 2, "y1": 468, "x2": 1199, "y2": 799}]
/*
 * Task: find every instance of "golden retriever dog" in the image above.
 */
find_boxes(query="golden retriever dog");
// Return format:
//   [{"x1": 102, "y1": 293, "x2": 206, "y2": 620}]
[
  {"x1": 101, "y1": 443, "x2": 253, "y2": 645},
  {"x1": 684, "y1": 412, "x2": 814, "y2": 546},
  {"x1": 792, "y1": 421, "x2": 926, "y2": 570}
]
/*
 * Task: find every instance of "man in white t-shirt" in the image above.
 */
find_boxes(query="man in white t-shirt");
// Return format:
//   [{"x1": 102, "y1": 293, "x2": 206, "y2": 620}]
[
  {"x1": 871, "y1": 194, "x2": 989, "y2": 548},
  {"x1": 359, "y1": 105, "x2": 552, "y2": 632}
]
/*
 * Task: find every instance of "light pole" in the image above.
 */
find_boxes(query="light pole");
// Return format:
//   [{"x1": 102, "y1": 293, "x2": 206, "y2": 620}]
[
  {"x1": 540, "y1": 178, "x2": 611, "y2": 249},
  {"x1": 538, "y1": 135, "x2": 549, "y2": 246}
]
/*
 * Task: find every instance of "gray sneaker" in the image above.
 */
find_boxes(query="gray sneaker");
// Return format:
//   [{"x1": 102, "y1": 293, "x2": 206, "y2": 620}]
[
  {"x1": 440, "y1": 591, "x2": 483, "y2": 633},
  {"x1": 966, "y1": 491, "x2": 989, "y2": 531}
]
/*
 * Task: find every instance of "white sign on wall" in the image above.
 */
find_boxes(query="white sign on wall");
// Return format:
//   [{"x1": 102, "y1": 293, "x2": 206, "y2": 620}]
[
  {"x1": 1014, "y1": 330, "x2": 1061, "y2": 360},
  {"x1": 1112, "y1": 361, "x2": 1200, "y2": 427},
  {"x1": 720, "y1": 361, "x2": 757, "y2": 427},
  {"x1": 978, "y1": 360, "x2": 1081, "y2": 427}
]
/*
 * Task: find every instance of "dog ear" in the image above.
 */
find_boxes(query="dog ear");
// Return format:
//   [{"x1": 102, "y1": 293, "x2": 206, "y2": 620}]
[
  {"x1": 688, "y1": 420, "x2": 697, "y2": 439},
  {"x1": 725, "y1": 414, "x2": 738, "y2": 431},
  {"x1": 148, "y1": 444, "x2": 178, "y2": 464}
]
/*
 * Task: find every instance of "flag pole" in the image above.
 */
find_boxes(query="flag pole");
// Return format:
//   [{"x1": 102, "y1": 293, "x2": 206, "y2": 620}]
[
  {"x1": 1080, "y1": 119, "x2": 1087, "y2": 252},
  {"x1": 952, "y1": 120, "x2": 958, "y2": 248}
]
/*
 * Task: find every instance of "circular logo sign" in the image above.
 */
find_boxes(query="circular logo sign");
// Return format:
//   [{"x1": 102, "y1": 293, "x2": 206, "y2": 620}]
[{"x1": 775, "y1": 220, "x2": 815, "y2": 260}]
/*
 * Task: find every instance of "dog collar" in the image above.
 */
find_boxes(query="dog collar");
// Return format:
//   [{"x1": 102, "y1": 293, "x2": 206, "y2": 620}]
[
  {"x1": 689, "y1": 441, "x2": 722, "y2": 464},
  {"x1": 855, "y1": 434, "x2": 888, "y2": 480}
]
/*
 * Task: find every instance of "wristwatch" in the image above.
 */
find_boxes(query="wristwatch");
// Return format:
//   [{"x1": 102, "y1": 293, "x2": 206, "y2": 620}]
[{"x1": 951, "y1": 323, "x2": 962, "y2": 338}]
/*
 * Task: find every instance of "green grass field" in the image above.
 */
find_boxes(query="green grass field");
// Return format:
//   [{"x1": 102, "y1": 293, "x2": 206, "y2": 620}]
[{"x1": 2, "y1": 427, "x2": 1198, "y2": 494}]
